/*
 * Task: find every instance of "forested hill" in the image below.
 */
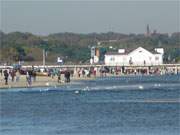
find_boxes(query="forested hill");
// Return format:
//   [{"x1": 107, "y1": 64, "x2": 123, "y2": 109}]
[{"x1": 0, "y1": 31, "x2": 180, "y2": 64}]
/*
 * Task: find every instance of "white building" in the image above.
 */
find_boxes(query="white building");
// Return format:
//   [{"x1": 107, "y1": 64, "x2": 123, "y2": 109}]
[{"x1": 105, "y1": 47, "x2": 164, "y2": 66}]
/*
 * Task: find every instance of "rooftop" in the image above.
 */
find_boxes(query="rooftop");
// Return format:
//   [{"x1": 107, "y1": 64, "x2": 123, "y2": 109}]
[{"x1": 105, "y1": 47, "x2": 161, "y2": 56}]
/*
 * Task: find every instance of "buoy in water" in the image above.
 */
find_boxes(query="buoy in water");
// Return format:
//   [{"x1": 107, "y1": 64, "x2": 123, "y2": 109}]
[
  {"x1": 83, "y1": 86, "x2": 90, "y2": 91},
  {"x1": 138, "y1": 85, "x2": 144, "y2": 90},
  {"x1": 75, "y1": 90, "x2": 79, "y2": 94}
]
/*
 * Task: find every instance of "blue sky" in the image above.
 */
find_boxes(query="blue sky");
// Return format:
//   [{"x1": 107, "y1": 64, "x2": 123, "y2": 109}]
[{"x1": 1, "y1": 0, "x2": 179, "y2": 35}]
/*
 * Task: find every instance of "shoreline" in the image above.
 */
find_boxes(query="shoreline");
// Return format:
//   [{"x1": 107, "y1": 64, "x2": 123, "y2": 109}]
[
  {"x1": 1, "y1": 73, "x2": 179, "y2": 89},
  {"x1": 0, "y1": 75, "x2": 96, "y2": 89}
]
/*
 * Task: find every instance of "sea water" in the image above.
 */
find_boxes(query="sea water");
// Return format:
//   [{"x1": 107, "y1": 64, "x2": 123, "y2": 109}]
[{"x1": 0, "y1": 75, "x2": 180, "y2": 135}]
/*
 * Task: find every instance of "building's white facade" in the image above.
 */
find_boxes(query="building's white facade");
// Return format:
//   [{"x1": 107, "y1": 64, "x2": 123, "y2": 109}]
[{"x1": 105, "y1": 47, "x2": 163, "y2": 66}]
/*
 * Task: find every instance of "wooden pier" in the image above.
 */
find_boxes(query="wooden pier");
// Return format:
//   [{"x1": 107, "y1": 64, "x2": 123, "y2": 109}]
[{"x1": 0, "y1": 64, "x2": 180, "y2": 69}]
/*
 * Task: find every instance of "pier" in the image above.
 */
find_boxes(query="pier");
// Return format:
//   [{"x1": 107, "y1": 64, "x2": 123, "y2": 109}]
[
  {"x1": 0, "y1": 64, "x2": 180, "y2": 69},
  {"x1": 0, "y1": 64, "x2": 180, "y2": 75}
]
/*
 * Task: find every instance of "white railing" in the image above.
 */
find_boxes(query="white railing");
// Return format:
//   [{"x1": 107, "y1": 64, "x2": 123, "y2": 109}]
[{"x1": 0, "y1": 64, "x2": 180, "y2": 69}]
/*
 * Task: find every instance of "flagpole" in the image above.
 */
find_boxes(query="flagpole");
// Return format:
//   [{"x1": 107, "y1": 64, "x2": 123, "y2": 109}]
[{"x1": 43, "y1": 49, "x2": 45, "y2": 67}]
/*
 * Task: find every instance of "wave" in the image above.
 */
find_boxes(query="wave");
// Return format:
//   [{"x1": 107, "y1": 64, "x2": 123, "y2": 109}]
[
  {"x1": 0, "y1": 82, "x2": 180, "y2": 93},
  {"x1": 86, "y1": 99, "x2": 180, "y2": 104}
]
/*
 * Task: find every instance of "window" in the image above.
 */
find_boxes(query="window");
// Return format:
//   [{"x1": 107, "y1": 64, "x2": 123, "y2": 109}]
[
  {"x1": 155, "y1": 56, "x2": 159, "y2": 61},
  {"x1": 110, "y1": 57, "x2": 115, "y2": 61}
]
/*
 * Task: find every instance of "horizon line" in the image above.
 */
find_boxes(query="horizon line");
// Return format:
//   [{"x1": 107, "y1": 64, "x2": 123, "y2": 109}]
[{"x1": 1, "y1": 30, "x2": 179, "y2": 36}]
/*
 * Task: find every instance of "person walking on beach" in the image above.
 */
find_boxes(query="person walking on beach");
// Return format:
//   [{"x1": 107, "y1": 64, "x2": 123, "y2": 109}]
[
  {"x1": 0, "y1": 69, "x2": 2, "y2": 76},
  {"x1": 26, "y1": 70, "x2": 32, "y2": 87},
  {"x1": 26, "y1": 70, "x2": 30, "y2": 86},
  {"x1": 16, "y1": 69, "x2": 20, "y2": 82},
  {"x1": 32, "y1": 70, "x2": 36, "y2": 82},
  {"x1": 3, "y1": 70, "x2": 9, "y2": 85},
  {"x1": 78, "y1": 70, "x2": 81, "y2": 78},
  {"x1": 82, "y1": 69, "x2": 85, "y2": 77},
  {"x1": 64, "y1": 71, "x2": 68, "y2": 83},
  {"x1": 51, "y1": 69, "x2": 56, "y2": 79},
  {"x1": 64, "y1": 71, "x2": 70, "y2": 83},
  {"x1": 93, "y1": 68, "x2": 96, "y2": 77},
  {"x1": 66, "y1": 71, "x2": 70, "y2": 83},
  {"x1": 10, "y1": 69, "x2": 16, "y2": 82},
  {"x1": 29, "y1": 70, "x2": 33, "y2": 85},
  {"x1": 57, "y1": 70, "x2": 61, "y2": 83}
]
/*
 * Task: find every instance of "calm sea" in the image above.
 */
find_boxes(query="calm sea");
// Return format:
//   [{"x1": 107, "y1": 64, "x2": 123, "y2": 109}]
[{"x1": 0, "y1": 75, "x2": 180, "y2": 135}]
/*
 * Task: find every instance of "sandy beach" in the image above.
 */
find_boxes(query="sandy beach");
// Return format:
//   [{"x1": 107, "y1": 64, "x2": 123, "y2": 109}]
[{"x1": 0, "y1": 75, "x2": 95, "y2": 89}]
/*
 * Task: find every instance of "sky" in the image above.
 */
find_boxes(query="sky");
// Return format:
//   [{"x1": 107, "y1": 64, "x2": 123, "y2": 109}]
[{"x1": 0, "y1": 0, "x2": 179, "y2": 35}]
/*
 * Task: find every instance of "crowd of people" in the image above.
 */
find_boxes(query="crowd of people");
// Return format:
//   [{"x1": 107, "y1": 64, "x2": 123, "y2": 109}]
[
  {"x1": 0, "y1": 67, "x2": 72, "y2": 87},
  {"x1": 1, "y1": 69, "x2": 21, "y2": 85},
  {"x1": 0, "y1": 66, "x2": 100, "y2": 87},
  {"x1": 76, "y1": 67, "x2": 97, "y2": 78},
  {"x1": 0, "y1": 66, "x2": 105, "y2": 87},
  {"x1": 1, "y1": 65, "x2": 177, "y2": 87},
  {"x1": 0, "y1": 68, "x2": 37, "y2": 86}
]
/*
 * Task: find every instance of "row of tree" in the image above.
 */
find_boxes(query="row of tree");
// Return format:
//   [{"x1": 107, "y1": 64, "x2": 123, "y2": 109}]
[{"x1": 0, "y1": 31, "x2": 179, "y2": 64}]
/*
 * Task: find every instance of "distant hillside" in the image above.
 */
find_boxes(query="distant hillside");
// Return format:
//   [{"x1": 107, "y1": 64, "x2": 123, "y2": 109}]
[{"x1": 0, "y1": 31, "x2": 180, "y2": 65}]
